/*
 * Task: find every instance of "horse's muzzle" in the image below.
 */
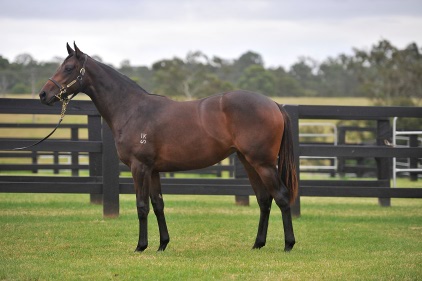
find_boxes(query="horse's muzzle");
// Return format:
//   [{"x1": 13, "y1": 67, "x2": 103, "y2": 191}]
[{"x1": 39, "y1": 91, "x2": 54, "y2": 106}]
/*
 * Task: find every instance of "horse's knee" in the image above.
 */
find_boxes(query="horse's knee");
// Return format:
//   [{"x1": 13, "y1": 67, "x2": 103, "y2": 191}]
[
  {"x1": 151, "y1": 194, "x2": 165, "y2": 215},
  {"x1": 137, "y1": 201, "x2": 150, "y2": 219},
  {"x1": 152, "y1": 204, "x2": 164, "y2": 217}
]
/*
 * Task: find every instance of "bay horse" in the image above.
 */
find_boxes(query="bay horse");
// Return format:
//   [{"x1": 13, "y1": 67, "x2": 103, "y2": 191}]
[{"x1": 39, "y1": 43, "x2": 298, "y2": 252}]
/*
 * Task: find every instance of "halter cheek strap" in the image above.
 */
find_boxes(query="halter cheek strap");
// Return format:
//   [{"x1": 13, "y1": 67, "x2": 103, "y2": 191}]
[{"x1": 49, "y1": 54, "x2": 88, "y2": 102}]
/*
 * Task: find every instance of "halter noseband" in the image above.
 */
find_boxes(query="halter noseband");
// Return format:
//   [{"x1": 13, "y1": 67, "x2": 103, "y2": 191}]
[{"x1": 48, "y1": 54, "x2": 88, "y2": 103}]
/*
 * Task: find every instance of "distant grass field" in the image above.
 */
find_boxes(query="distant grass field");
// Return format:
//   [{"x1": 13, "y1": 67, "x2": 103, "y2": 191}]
[{"x1": 0, "y1": 193, "x2": 421, "y2": 280}]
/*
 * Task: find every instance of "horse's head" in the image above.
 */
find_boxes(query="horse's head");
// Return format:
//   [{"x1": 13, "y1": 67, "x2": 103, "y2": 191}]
[{"x1": 39, "y1": 42, "x2": 88, "y2": 105}]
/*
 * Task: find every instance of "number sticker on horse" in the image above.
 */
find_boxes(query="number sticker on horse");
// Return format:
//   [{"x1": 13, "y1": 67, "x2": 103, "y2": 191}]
[{"x1": 140, "y1": 133, "x2": 147, "y2": 144}]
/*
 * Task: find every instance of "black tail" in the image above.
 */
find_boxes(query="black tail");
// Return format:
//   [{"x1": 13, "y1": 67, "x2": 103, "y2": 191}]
[{"x1": 278, "y1": 105, "x2": 298, "y2": 205}]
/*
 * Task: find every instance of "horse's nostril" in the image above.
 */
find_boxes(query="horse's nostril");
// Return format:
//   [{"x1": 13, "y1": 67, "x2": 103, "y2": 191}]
[{"x1": 40, "y1": 91, "x2": 46, "y2": 100}]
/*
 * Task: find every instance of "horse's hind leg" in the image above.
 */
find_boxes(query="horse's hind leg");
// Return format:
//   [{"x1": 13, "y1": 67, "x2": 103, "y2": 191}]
[
  {"x1": 237, "y1": 153, "x2": 273, "y2": 249},
  {"x1": 150, "y1": 171, "x2": 170, "y2": 251},
  {"x1": 280, "y1": 193, "x2": 295, "y2": 251},
  {"x1": 252, "y1": 162, "x2": 295, "y2": 252}
]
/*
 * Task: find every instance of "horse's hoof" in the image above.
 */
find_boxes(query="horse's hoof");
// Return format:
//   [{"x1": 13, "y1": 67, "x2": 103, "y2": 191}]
[
  {"x1": 157, "y1": 245, "x2": 167, "y2": 252},
  {"x1": 156, "y1": 238, "x2": 169, "y2": 252},
  {"x1": 252, "y1": 241, "x2": 265, "y2": 249},
  {"x1": 284, "y1": 241, "x2": 295, "y2": 252},
  {"x1": 134, "y1": 244, "x2": 148, "y2": 252}
]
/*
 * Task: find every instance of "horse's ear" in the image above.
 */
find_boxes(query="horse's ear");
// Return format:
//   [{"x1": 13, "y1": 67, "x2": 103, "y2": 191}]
[
  {"x1": 73, "y1": 42, "x2": 83, "y2": 58},
  {"x1": 66, "y1": 43, "x2": 74, "y2": 55}
]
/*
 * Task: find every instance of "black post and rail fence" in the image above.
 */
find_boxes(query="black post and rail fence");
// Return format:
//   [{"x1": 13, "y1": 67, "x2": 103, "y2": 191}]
[{"x1": 0, "y1": 99, "x2": 421, "y2": 217}]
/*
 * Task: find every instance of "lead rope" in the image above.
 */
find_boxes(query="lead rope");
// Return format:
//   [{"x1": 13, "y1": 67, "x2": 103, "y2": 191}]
[{"x1": 12, "y1": 98, "x2": 71, "y2": 151}]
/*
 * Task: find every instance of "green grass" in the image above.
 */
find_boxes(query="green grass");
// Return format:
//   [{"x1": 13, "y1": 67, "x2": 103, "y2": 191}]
[
  {"x1": 1, "y1": 95, "x2": 420, "y2": 279},
  {"x1": 1, "y1": 193, "x2": 421, "y2": 280}
]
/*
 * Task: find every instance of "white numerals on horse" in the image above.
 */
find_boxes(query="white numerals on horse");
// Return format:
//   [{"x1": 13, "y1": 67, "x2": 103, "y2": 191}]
[{"x1": 140, "y1": 133, "x2": 147, "y2": 144}]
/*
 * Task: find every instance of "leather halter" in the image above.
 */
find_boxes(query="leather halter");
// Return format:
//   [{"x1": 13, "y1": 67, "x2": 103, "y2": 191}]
[{"x1": 48, "y1": 54, "x2": 88, "y2": 102}]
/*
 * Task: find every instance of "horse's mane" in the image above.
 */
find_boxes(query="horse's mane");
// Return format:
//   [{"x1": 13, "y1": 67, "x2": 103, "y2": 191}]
[{"x1": 95, "y1": 59, "x2": 166, "y2": 98}]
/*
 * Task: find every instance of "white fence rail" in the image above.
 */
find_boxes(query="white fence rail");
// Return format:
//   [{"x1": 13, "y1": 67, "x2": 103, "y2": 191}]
[
  {"x1": 299, "y1": 122, "x2": 338, "y2": 172},
  {"x1": 392, "y1": 117, "x2": 422, "y2": 187}
]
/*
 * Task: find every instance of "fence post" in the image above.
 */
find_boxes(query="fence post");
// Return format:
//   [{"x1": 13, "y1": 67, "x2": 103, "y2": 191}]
[
  {"x1": 53, "y1": 152, "x2": 59, "y2": 174},
  {"x1": 31, "y1": 151, "x2": 38, "y2": 174},
  {"x1": 71, "y1": 127, "x2": 79, "y2": 176},
  {"x1": 234, "y1": 154, "x2": 249, "y2": 206},
  {"x1": 337, "y1": 126, "x2": 346, "y2": 177},
  {"x1": 409, "y1": 135, "x2": 419, "y2": 182},
  {"x1": 102, "y1": 120, "x2": 120, "y2": 217},
  {"x1": 88, "y1": 115, "x2": 103, "y2": 204},
  {"x1": 284, "y1": 105, "x2": 300, "y2": 217},
  {"x1": 376, "y1": 119, "x2": 391, "y2": 207}
]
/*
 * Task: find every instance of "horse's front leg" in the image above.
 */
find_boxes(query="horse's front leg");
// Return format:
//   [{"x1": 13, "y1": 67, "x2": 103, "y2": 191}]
[
  {"x1": 150, "y1": 171, "x2": 170, "y2": 251},
  {"x1": 132, "y1": 163, "x2": 151, "y2": 252}
]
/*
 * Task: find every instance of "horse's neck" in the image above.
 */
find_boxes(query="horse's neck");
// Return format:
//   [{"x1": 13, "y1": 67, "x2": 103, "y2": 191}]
[{"x1": 84, "y1": 62, "x2": 149, "y2": 131}]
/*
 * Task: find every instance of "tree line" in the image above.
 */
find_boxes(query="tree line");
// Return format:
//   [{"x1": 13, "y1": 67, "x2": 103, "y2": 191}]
[{"x1": 0, "y1": 39, "x2": 420, "y2": 106}]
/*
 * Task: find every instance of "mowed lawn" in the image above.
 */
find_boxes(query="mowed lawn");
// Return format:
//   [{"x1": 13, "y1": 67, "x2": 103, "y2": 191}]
[
  {"x1": 1, "y1": 95, "x2": 420, "y2": 280},
  {"x1": 1, "y1": 193, "x2": 421, "y2": 280}
]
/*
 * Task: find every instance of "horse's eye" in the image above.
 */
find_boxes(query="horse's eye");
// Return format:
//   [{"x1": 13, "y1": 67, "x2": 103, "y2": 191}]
[{"x1": 64, "y1": 65, "x2": 74, "y2": 72}]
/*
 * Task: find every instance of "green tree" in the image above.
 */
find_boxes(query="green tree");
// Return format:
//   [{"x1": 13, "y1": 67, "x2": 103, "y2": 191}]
[
  {"x1": 317, "y1": 55, "x2": 360, "y2": 97},
  {"x1": 0, "y1": 70, "x2": 17, "y2": 96},
  {"x1": 11, "y1": 54, "x2": 39, "y2": 97},
  {"x1": 11, "y1": 83, "x2": 29, "y2": 94},
  {"x1": 119, "y1": 59, "x2": 154, "y2": 92},
  {"x1": 153, "y1": 53, "x2": 234, "y2": 99},
  {"x1": 289, "y1": 57, "x2": 320, "y2": 96},
  {"x1": 220, "y1": 51, "x2": 264, "y2": 85},
  {"x1": 194, "y1": 73, "x2": 234, "y2": 98},
  {"x1": 235, "y1": 51, "x2": 263, "y2": 68},
  {"x1": 270, "y1": 67, "x2": 305, "y2": 97},
  {"x1": 350, "y1": 40, "x2": 422, "y2": 106},
  {"x1": 237, "y1": 65, "x2": 275, "y2": 96},
  {"x1": 0, "y1": 55, "x2": 9, "y2": 69},
  {"x1": 152, "y1": 58, "x2": 187, "y2": 97}
]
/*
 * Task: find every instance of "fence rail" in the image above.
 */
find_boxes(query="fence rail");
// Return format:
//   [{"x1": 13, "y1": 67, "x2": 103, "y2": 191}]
[{"x1": 0, "y1": 98, "x2": 421, "y2": 217}]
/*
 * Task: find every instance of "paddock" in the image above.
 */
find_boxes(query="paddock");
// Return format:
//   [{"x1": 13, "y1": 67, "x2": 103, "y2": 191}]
[{"x1": 1, "y1": 193, "x2": 421, "y2": 280}]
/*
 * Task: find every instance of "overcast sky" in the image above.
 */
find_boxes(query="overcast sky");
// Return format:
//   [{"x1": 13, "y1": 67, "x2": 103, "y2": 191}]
[{"x1": 1, "y1": 0, "x2": 421, "y2": 68}]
